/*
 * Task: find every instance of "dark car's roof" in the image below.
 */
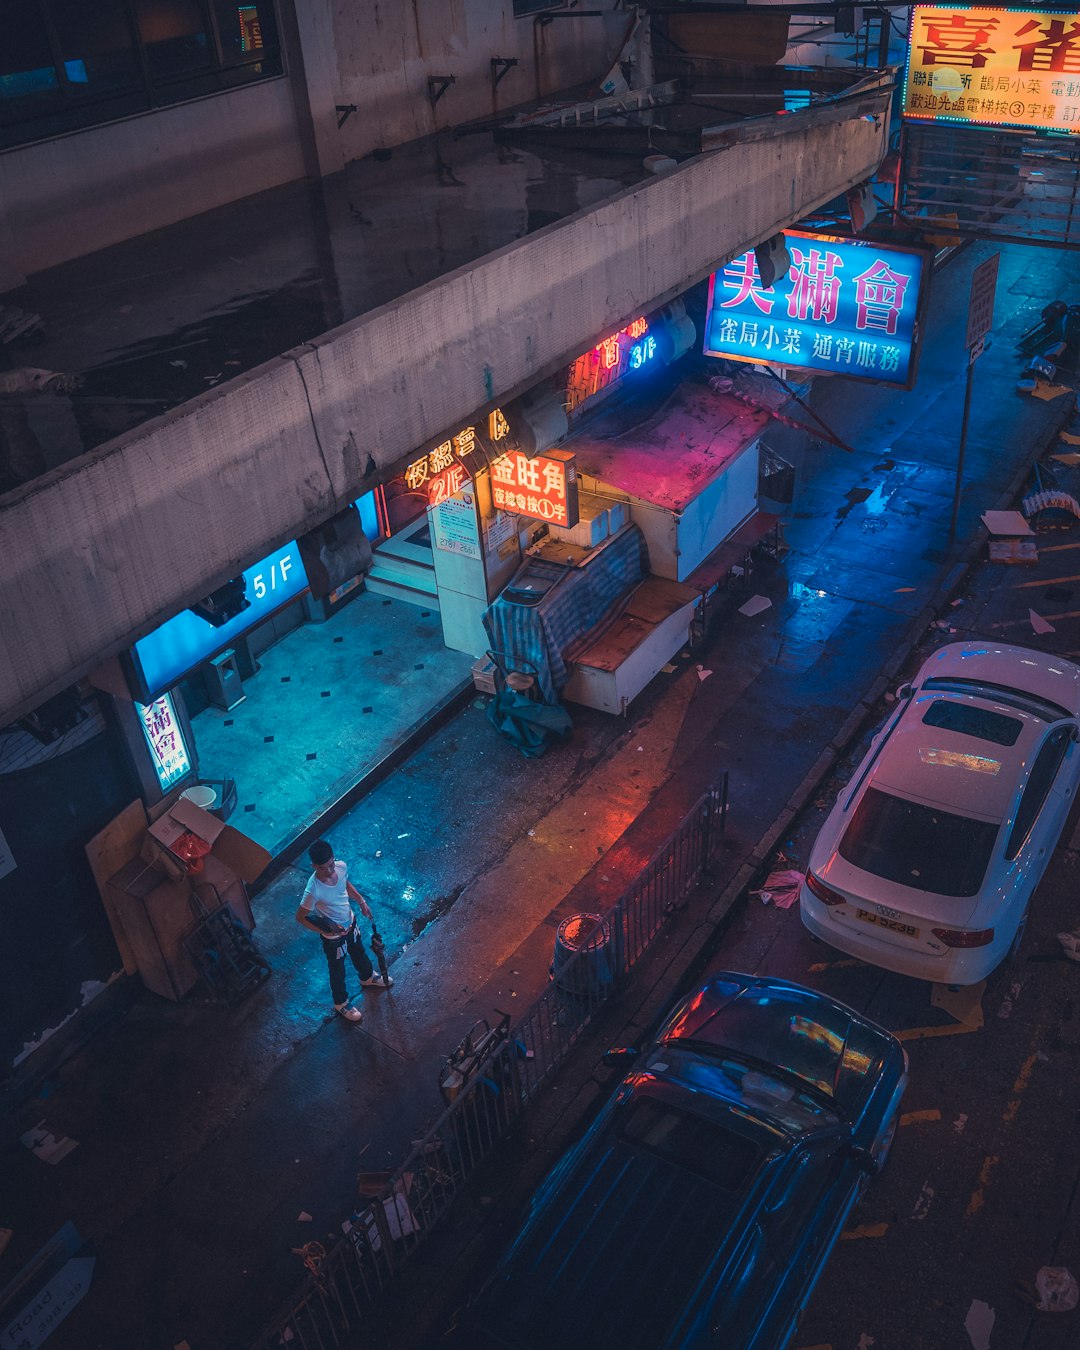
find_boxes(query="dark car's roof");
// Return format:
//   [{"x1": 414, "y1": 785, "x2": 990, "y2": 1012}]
[
  {"x1": 471, "y1": 1079, "x2": 777, "y2": 1350},
  {"x1": 655, "y1": 973, "x2": 891, "y2": 1117}
]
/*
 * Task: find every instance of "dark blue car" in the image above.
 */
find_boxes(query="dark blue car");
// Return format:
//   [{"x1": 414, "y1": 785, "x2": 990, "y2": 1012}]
[{"x1": 457, "y1": 972, "x2": 908, "y2": 1350}]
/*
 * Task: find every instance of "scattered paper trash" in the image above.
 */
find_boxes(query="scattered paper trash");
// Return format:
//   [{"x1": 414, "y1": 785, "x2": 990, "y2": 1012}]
[
  {"x1": 661, "y1": 663, "x2": 677, "y2": 673},
  {"x1": 982, "y1": 509, "x2": 1034, "y2": 536},
  {"x1": 749, "y1": 868, "x2": 804, "y2": 910},
  {"x1": 964, "y1": 1298, "x2": 995, "y2": 1350},
  {"x1": 696, "y1": 665, "x2": 713, "y2": 682},
  {"x1": 1057, "y1": 929, "x2": 1080, "y2": 962},
  {"x1": 20, "y1": 1121, "x2": 78, "y2": 1164},
  {"x1": 1029, "y1": 609, "x2": 1057, "y2": 635},
  {"x1": 739, "y1": 594, "x2": 772, "y2": 618},
  {"x1": 297, "y1": 1211, "x2": 313, "y2": 1223},
  {"x1": 1036, "y1": 1267, "x2": 1079, "y2": 1311}
]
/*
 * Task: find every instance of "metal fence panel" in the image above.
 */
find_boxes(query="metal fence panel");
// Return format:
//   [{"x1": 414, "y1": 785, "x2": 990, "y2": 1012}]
[{"x1": 251, "y1": 782, "x2": 726, "y2": 1350}]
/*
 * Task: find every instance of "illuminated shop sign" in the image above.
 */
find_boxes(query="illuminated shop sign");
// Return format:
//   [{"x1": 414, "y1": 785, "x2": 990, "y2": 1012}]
[
  {"x1": 490, "y1": 449, "x2": 579, "y2": 526},
  {"x1": 703, "y1": 231, "x2": 928, "y2": 390},
  {"x1": 137, "y1": 694, "x2": 192, "y2": 791},
  {"x1": 238, "y1": 5, "x2": 263, "y2": 50},
  {"x1": 129, "y1": 540, "x2": 309, "y2": 700},
  {"x1": 903, "y1": 6, "x2": 1080, "y2": 135},
  {"x1": 564, "y1": 317, "x2": 659, "y2": 413},
  {"x1": 403, "y1": 410, "x2": 511, "y2": 506}
]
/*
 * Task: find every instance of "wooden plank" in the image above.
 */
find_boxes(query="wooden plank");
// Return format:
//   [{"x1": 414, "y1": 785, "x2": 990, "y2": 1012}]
[{"x1": 85, "y1": 800, "x2": 147, "y2": 975}]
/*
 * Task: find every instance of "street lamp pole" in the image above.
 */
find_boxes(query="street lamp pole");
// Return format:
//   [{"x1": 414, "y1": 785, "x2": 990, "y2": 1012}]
[{"x1": 949, "y1": 355, "x2": 976, "y2": 543}]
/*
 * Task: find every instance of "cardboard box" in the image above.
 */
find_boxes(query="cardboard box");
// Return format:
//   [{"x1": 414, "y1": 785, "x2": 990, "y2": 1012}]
[
  {"x1": 547, "y1": 493, "x2": 610, "y2": 549},
  {"x1": 148, "y1": 797, "x2": 270, "y2": 884},
  {"x1": 471, "y1": 655, "x2": 498, "y2": 695}
]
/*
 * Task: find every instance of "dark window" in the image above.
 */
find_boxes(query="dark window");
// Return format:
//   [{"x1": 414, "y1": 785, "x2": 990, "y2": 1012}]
[
  {"x1": 0, "y1": 0, "x2": 281, "y2": 148},
  {"x1": 619, "y1": 1097, "x2": 761, "y2": 1191},
  {"x1": 135, "y1": 0, "x2": 211, "y2": 78},
  {"x1": 50, "y1": 0, "x2": 142, "y2": 100},
  {"x1": 514, "y1": 0, "x2": 566, "y2": 14},
  {"x1": 840, "y1": 786, "x2": 998, "y2": 897},
  {"x1": 921, "y1": 698, "x2": 1023, "y2": 747},
  {"x1": 0, "y1": 1, "x2": 62, "y2": 123},
  {"x1": 1005, "y1": 727, "x2": 1071, "y2": 860}
]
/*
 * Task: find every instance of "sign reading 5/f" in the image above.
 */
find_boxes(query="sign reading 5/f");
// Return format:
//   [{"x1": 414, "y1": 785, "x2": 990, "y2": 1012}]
[{"x1": 250, "y1": 554, "x2": 294, "y2": 600}]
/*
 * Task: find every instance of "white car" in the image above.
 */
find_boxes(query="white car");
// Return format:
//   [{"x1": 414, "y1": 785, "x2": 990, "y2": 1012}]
[{"x1": 800, "y1": 642, "x2": 1080, "y2": 985}]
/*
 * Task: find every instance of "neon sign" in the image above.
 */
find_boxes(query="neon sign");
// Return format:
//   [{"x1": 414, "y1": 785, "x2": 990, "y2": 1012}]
[
  {"x1": 403, "y1": 409, "x2": 512, "y2": 506},
  {"x1": 703, "y1": 230, "x2": 928, "y2": 390},
  {"x1": 565, "y1": 317, "x2": 659, "y2": 412},
  {"x1": 903, "y1": 6, "x2": 1080, "y2": 135},
  {"x1": 137, "y1": 694, "x2": 192, "y2": 791},
  {"x1": 490, "y1": 449, "x2": 580, "y2": 526},
  {"x1": 130, "y1": 540, "x2": 309, "y2": 700}
]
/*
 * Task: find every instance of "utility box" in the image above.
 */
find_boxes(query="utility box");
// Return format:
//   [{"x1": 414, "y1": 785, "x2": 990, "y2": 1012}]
[{"x1": 206, "y1": 648, "x2": 244, "y2": 711}]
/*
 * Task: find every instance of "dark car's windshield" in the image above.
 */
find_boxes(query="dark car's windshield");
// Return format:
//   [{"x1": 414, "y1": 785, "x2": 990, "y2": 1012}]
[
  {"x1": 840, "y1": 786, "x2": 998, "y2": 896},
  {"x1": 619, "y1": 1096, "x2": 763, "y2": 1188}
]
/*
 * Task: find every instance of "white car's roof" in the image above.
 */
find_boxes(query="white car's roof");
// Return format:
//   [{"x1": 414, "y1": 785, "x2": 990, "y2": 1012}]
[
  {"x1": 870, "y1": 690, "x2": 1045, "y2": 821},
  {"x1": 915, "y1": 642, "x2": 1080, "y2": 717}
]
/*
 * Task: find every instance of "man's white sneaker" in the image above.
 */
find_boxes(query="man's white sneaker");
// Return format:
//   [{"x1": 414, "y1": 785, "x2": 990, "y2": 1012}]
[
  {"x1": 334, "y1": 1003, "x2": 363, "y2": 1022},
  {"x1": 360, "y1": 973, "x2": 393, "y2": 989}
]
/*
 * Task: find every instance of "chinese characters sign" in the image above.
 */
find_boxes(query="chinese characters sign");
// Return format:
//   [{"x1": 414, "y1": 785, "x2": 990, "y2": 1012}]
[
  {"x1": 903, "y1": 7, "x2": 1080, "y2": 135},
  {"x1": 490, "y1": 449, "x2": 580, "y2": 527},
  {"x1": 403, "y1": 409, "x2": 511, "y2": 506},
  {"x1": 564, "y1": 317, "x2": 659, "y2": 413},
  {"x1": 137, "y1": 694, "x2": 192, "y2": 792},
  {"x1": 703, "y1": 231, "x2": 927, "y2": 389}
]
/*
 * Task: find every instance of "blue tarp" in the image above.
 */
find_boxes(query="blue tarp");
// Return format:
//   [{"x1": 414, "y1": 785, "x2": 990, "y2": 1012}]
[{"x1": 483, "y1": 525, "x2": 648, "y2": 704}]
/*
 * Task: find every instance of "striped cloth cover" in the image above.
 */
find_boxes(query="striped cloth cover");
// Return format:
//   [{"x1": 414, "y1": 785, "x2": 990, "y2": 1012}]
[{"x1": 483, "y1": 525, "x2": 649, "y2": 704}]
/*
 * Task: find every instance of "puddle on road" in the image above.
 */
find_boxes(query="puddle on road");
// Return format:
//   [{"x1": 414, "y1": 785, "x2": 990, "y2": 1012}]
[{"x1": 836, "y1": 481, "x2": 890, "y2": 520}]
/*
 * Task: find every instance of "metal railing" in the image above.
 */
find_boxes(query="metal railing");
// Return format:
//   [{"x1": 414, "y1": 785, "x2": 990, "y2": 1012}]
[{"x1": 251, "y1": 782, "x2": 726, "y2": 1350}]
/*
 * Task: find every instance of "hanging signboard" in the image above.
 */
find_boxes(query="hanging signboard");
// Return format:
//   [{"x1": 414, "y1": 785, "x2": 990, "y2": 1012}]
[
  {"x1": 402, "y1": 406, "x2": 520, "y2": 510},
  {"x1": 489, "y1": 448, "x2": 580, "y2": 527},
  {"x1": 903, "y1": 6, "x2": 1080, "y2": 136},
  {"x1": 703, "y1": 230, "x2": 929, "y2": 390},
  {"x1": 128, "y1": 539, "x2": 309, "y2": 701},
  {"x1": 136, "y1": 693, "x2": 193, "y2": 791},
  {"x1": 563, "y1": 317, "x2": 661, "y2": 413}
]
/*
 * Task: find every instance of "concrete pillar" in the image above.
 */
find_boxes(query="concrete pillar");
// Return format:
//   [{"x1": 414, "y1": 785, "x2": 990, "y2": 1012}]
[{"x1": 279, "y1": 0, "x2": 346, "y2": 181}]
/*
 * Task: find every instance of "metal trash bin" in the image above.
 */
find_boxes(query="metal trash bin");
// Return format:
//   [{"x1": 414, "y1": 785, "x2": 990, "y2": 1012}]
[{"x1": 552, "y1": 913, "x2": 615, "y2": 1001}]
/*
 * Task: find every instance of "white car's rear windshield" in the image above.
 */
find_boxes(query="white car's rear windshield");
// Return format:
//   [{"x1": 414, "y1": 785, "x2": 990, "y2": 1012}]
[{"x1": 840, "y1": 786, "x2": 997, "y2": 896}]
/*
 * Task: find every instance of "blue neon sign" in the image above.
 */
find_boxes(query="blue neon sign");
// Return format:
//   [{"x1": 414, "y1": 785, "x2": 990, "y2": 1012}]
[
  {"x1": 131, "y1": 540, "x2": 309, "y2": 699},
  {"x1": 703, "y1": 230, "x2": 928, "y2": 390}
]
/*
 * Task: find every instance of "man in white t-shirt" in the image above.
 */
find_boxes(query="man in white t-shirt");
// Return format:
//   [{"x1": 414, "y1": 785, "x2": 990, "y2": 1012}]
[{"x1": 296, "y1": 838, "x2": 392, "y2": 1022}]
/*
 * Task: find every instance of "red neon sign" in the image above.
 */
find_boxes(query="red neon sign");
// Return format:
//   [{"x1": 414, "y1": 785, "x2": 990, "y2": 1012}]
[
  {"x1": 564, "y1": 317, "x2": 655, "y2": 412},
  {"x1": 490, "y1": 449, "x2": 579, "y2": 527}
]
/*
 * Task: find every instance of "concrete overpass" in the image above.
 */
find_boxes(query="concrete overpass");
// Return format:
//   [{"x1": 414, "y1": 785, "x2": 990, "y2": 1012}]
[{"x1": 0, "y1": 74, "x2": 893, "y2": 725}]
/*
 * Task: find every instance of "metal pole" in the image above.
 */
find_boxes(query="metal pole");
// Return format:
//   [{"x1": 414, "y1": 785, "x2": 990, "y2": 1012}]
[{"x1": 949, "y1": 356, "x2": 976, "y2": 543}]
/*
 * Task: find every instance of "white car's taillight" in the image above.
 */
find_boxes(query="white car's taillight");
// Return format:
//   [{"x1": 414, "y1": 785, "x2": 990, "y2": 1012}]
[
  {"x1": 805, "y1": 870, "x2": 846, "y2": 907},
  {"x1": 931, "y1": 926, "x2": 994, "y2": 948}
]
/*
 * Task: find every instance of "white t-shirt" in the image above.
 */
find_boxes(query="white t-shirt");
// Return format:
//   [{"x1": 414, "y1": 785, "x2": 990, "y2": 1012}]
[{"x1": 301, "y1": 861, "x2": 354, "y2": 930}]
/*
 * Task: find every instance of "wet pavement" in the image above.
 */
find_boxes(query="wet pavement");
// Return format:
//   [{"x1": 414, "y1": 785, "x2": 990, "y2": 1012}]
[
  {"x1": 2, "y1": 235, "x2": 1078, "y2": 1350},
  {"x1": 0, "y1": 131, "x2": 643, "y2": 490}
]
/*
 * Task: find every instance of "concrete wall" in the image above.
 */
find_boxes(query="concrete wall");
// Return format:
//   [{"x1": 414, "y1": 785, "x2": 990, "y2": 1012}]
[
  {"x1": 0, "y1": 78, "x2": 308, "y2": 279},
  {"x1": 0, "y1": 1, "x2": 622, "y2": 285},
  {"x1": 0, "y1": 99, "x2": 890, "y2": 725},
  {"x1": 332, "y1": 1, "x2": 628, "y2": 163}
]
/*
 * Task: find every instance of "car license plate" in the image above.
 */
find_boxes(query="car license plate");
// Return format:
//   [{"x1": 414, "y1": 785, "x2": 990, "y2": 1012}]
[{"x1": 855, "y1": 908, "x2": 920, "y2": 939}]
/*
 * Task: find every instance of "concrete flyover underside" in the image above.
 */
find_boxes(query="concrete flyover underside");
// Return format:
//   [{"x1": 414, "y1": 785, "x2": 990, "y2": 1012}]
[{"x1": 0, "y1": 81, "x2": 891, "y2": 724}]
